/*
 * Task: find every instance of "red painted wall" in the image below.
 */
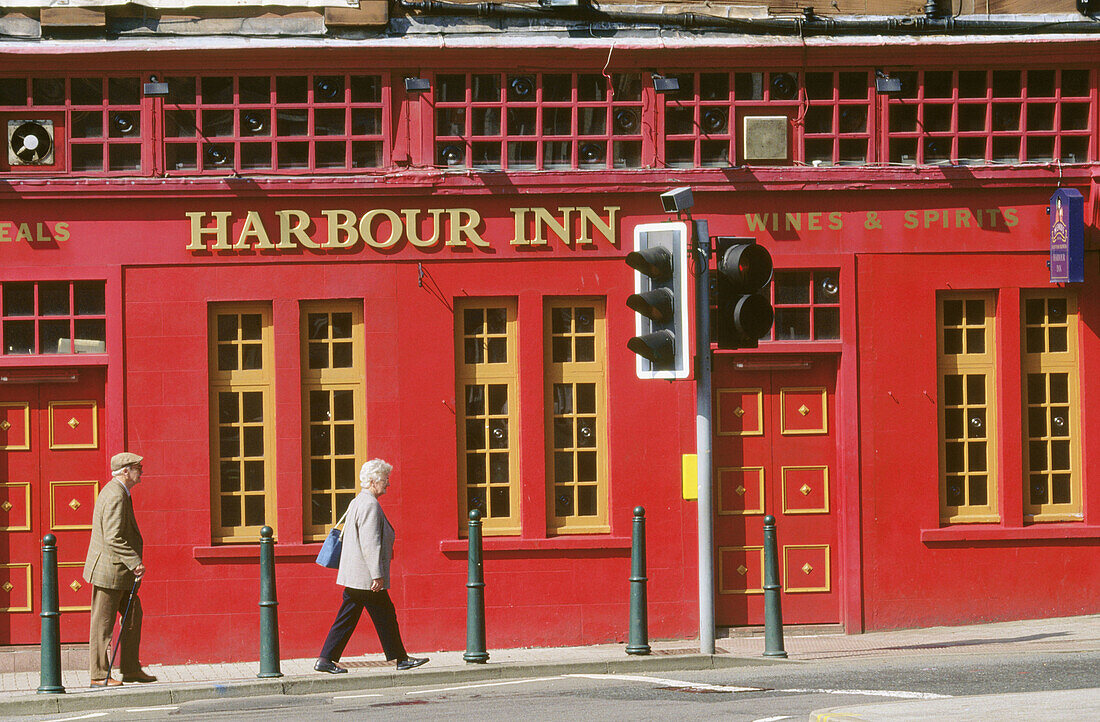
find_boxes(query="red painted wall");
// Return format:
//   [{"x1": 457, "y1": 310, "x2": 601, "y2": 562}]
[{"x1": 5, "y1": 179, "x2": 1100, "y2": 661}]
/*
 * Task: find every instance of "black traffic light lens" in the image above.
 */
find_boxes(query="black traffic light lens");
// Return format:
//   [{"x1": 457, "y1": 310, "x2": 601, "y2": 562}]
[
  {"x1": 625, "y1": 247, "x2": 673, "y2": 282},
  {"x1": 734, "y1": 293, "x2": 774, "y2": 340},
  {"x1": 718, "y1": 243, "x2": 773, "y2": 292},
  {"x1": 627, "y1": 330, "x2": 676, "y2": 364},
  {"x1": 627, "y1": 288, "x2": 675, "y2": 324}
]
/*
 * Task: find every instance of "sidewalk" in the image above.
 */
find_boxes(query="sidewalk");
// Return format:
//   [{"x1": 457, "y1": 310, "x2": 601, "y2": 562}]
[{"x1": 1, "y1": 614, "x2": 1097, "y2": 718}]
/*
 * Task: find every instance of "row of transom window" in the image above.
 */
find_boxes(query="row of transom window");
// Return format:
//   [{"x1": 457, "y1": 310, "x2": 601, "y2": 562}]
[{"x1": 0, "y1": 67, "x2": 1093, "y2": 174}]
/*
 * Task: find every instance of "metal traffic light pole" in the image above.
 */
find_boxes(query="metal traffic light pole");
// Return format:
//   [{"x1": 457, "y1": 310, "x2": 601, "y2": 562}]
[{"x1": 690, "y1": 216, "x2": 716, "y2": 655}]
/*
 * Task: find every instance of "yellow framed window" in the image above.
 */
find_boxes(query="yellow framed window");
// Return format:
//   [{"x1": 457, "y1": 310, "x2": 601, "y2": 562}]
[
  {"x1": 209, "y1": 304, "x2": 277, "y2": 542},
  {"x1": 937, "y1": 292, "x2": 998, "y2": 523},
  {"x1": 455, "y1": 299, "x2": 520, "y2": 535},
  {"x1": 1022, "y1": 293, "x2": 1082, "y2": 521},
  {"x1": 301, "y1": 302, "x2": 366, "y2": 541},
  {"x1": 546, "y1": 300, "x2": 609, "y2": 534}
]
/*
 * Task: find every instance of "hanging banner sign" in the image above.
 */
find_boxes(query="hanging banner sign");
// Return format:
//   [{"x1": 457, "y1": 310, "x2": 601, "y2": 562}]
[{"x1": 1049, "y1": 188, "x2": 1084, "y2": 283}]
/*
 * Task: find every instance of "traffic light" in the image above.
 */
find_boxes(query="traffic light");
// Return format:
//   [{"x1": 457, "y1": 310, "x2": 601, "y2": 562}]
[
  {"x1": 626, "y1": 222, "x2": 690, "y2": 379},
  {"x1": 713, "y1": 237, "x2": 774, "y2": 349}
]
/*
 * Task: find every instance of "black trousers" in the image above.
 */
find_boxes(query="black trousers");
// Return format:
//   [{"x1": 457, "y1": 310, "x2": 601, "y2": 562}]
[{"x1": 319, "y1": 587, "x2": 408, "y2": 663}]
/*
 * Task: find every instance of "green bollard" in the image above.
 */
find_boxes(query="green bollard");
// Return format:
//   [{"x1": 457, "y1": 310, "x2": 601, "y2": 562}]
[
  {"x1": 38, "y1": 534, "x2": 64, "y2": 694},
  {"x1": 257, "y1": 526, "x2": 283, "y2": 678},
  {"x1": 626, "y1": 506, "x2": 651, "y2": 655},
  {"x1": 463, "y1": 510, "x2": 489, "y2": 663},
  {"x1": 762, "y1": 515, "x2": 788, "y2": 659}
]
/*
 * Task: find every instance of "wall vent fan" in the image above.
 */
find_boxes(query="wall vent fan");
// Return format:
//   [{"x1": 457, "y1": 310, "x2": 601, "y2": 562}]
[{"x1": 7, "y1": 119, "x2": 55, "y2": 166}]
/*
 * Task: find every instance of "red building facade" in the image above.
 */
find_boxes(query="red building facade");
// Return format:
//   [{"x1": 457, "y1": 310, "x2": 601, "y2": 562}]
[{"x1": 1, "y1": 30, "x2": 1098, "y2": 663}]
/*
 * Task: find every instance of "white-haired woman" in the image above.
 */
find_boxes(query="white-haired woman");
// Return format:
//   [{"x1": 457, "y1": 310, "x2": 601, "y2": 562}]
[{"x1": 315, "y1": 459, "x2": 428, "y2": 674}]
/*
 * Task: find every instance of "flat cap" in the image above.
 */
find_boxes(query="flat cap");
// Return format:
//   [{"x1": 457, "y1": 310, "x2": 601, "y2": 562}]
[{"x1": 110, "y1": 452, "x2": 143, "y2": 472}]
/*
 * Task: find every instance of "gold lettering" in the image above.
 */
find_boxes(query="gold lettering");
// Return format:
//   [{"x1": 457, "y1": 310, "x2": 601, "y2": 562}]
[
  {"x1": 903, "y1": 211, "x2": 919, "y2": 229},
  {"x1": 15, "y1": 223, "x2": 31, "y2": 242},
  {"x1": 746, "y1": 214, "x2": 769, "y2": 232},
  {"x1": 0, "y1": 223, "x2": 11, "y2": 242},
  {"x1": 403, "y1": 208, "x2": 444, "y2": 248},
  {"x1": 509, "y1": 208, "x2": 532, "y2": 245},
  {"x1": 828, "y1": 212, "x2": 843, "y2": 230},
  {"x1": 807, "y1": 212, "x2": 822, "y2": 231},
  {"x1": 532, "y1": 207, "x2": 575, "y2": 245},
  {"x1": 186, "y1": 211, "x2": 233, "y2": 251},
  {"x1": 359, "y1": 208, "x2": 403, "y2": 249},
  {"x1": 576, "y1": 206, "x2": 618, "y2": 245},
  {"x1": 274, "y1": 210, "x2": 317, "y2": 249},
  {"x1": 987, "y1": 208, "x2": 1002, "y2": 228},
  {"x1": 321, "y1": 210, "x2": 358, "y2": 248},
  {"x1": 922, "y1": 210, "x2": 940, "y2": 229},
  {"x1": 446, "y1": 208, "x2": 487, "y2": 247},
  {"x1": 955, "y1": 209, "x2": 973, "y2": 228},
  {"x1": 36, "y1": 223, "x2": 50, "y2": 242},
  {"x1": 784, "y1": 213, "x2": 801, "y2": 231},
  {"x1": 235, "y1": 211, "x2": 275, "y2": 250},
  {"x1": 54, "y1": 222, "x2": 69, "y2": 242},
  {"x1": 1004, "y1": 208, "x2": 1018, "y2": 227}
]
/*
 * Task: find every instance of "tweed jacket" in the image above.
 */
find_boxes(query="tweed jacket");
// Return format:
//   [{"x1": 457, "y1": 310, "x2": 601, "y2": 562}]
[
  {"x1": 82, "y1": 479, "x2": 143, "y2": 590},
  {"x1": 336, "y1": 490, "x2": 395, "y2": 591}
]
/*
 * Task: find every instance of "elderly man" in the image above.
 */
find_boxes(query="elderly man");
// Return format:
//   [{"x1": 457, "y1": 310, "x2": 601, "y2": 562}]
[{"x1": 82, "y1": 452, "x2": 157, "y2": 687}]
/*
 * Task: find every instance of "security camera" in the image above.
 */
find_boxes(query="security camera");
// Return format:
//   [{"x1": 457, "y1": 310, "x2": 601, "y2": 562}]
[{"x1": 660, "y1": 187, "x2": 693, "y2": 214}]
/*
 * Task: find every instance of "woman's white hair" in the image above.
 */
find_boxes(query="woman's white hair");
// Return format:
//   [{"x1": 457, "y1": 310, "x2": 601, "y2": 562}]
[{"x1": 360, "y1": 458, "x2": 393, "y2": 489}]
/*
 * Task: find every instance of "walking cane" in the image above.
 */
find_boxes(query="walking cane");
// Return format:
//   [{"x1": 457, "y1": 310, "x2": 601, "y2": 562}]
[{"x1": 105, "y1": 577, "x2": 142, "y2": 682}]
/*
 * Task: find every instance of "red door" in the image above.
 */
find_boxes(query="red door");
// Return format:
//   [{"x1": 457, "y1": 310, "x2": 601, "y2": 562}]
[
  {"x1": 0, "y1": 369, "x2": 105, "y2": 644},
  {"x1": 713, "y1": 356, "x2": 839, "y2": 625}
]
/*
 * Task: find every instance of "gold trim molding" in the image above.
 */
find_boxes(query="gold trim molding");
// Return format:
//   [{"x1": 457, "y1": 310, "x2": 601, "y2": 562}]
[
  {"x1": 0, "y1": 482, "x2": 32, "y2": 531},
  {"x1": 49, "y1": 480, "x2": 100, "y2": 531},
  {"x1": 48, "y1": 400, "x2": 99, "y2": 450},
  {"x1": 780, "y1": 465, "x2": 831, "y2": 515},
  {"x1": 782, "y1": 544, "x2": 831, "y2": 594},
  {"x1": 0, "y1": 563, "x2": 32, "y2": 612},
  {"x1": 0, "y1": 403, "x2": 31, "y2": 451},
  {"x1": 718, "y1": 545, "x2": 764, "y2": 595},
  {"x1": 780, "y1": 387, "x2": 828, "y2": 436}
]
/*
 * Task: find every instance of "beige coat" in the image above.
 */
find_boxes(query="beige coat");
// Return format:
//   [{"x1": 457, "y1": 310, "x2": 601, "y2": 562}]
[
  {"x1": 336, "y1": 490, "x2": 395, "y2": 590},
  {"x1": 83, "y1": 479, "x2": 143, "y2": 590}
]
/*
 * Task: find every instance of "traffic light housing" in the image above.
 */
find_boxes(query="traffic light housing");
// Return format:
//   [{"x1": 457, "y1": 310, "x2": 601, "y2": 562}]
[
  {"x1": 713, "y1": 237, "x2": 774, "y2": 349},
  {"x1": 626, "y1": 222, "x2": 690, "y2": 379}
]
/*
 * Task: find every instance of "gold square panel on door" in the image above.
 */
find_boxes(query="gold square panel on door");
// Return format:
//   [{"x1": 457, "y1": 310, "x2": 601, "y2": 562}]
[
  {"x1": 781, "y1": 466, "x2": 830, "y2": 514},
  {"x1": 0, "y1": 563, "x2": 32, "y2": 612},
  {"x1": 1, "y1": 482, "x2": 32, "y2": 531},
  {"x1": 780, "y1": 387, "x2": 828, "y2": 435},
  {"x1": 49, "y1": 480, "x2": 99, "y2": 530},
  {"x1": 58, "y1": 562, "x2": 91, "y2": 612},
  {"x1": 0, "y1": 403, "x2": 31, "y2": 450},
  {"x1": 48, "y1": 401, "x2": 99, "y2": 450},
  {"x1": 716, "y1": 388, "x2": 764, "y2": 436},
  {"x1": 783, "y1": 544, "x2": 831, "y2": 593},
  {"x1": 717, "y1": 466, "x2": 765, "y2": 515},
  {"x1": 718, "y1": 546, "x2": 764, "y2": 594}
]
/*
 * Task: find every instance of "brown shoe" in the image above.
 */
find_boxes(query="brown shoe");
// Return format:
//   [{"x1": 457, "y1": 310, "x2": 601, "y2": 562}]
[
  {"x1": 90, "y1": 677, "x2": 122, "y2": 687},
  {"x1": 121, "y1": 670, "x2": 158, "y2": 683}
]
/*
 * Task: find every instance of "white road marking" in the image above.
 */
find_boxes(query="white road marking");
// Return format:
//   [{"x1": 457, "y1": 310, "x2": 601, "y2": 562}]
[
  {"x1": 333, "y1": 692, "x2": 384, "y2": 699},
  {"x1": 51, "y1": 714, "x2": 107, "y2": 722},
  {"x1": 777, "y1": 687, "x2": 952, "y2": 700},
  {"x1": 125, "y1": 706, "x2": 179, "y2": 712},
  {"x1": 406, "y1": 676, "x2": 564, "y2": 695},
  {"x1": 566, "y1": 673, "x2": 762, "y2": 692},
  {"x1": 753, "y1": 716, "x2": 795, "y2": 722}
]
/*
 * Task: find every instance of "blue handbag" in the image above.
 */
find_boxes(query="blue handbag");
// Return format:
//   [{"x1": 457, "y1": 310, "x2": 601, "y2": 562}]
[{"x1": 315, "y1": 508, "x2": 348, "y2": 569}]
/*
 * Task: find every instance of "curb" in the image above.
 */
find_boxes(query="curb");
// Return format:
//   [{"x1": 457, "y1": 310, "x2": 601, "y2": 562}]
[{"x1": 0, "y1": 653, "x2": 785, "y2": 716}]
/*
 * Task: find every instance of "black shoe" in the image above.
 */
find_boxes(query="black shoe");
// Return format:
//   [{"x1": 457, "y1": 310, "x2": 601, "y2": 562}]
[
  {"x1": 396, "y1": 656, "x2": 429, "y2": 671},
  {"x1": 314, "y1": 659, "x2": 348, "y2": 674}
]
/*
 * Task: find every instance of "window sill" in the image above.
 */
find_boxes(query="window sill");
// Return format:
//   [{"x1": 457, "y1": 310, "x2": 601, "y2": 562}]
[
  {"x1": 921, "y1": 524, "x2": 1100, "y2": 544},
  {"x1": 439, "y1": 536, "x2": 632, "y2": 553},
  {"x1": 193, "y1": 543, "x2": 319, "y2": 562}
]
